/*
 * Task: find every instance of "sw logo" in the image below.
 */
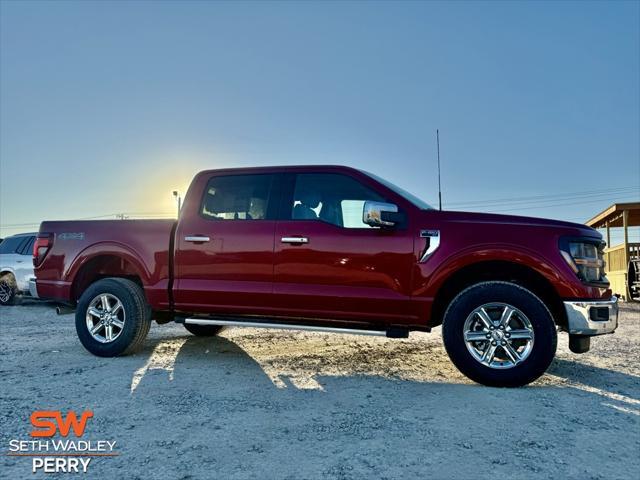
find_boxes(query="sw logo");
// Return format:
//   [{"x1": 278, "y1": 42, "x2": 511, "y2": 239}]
[
  {"x1": 30, "y1": 410, "x2": 94, "y2": 437},
  {"x1": 6, "y1": 410, "x2": 118, "y2": 473}
]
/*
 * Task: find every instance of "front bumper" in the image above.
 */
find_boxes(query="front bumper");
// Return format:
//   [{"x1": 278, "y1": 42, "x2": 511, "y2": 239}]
[{"x1": 564, "y1": 297, "x2": 618, "y2": 336}]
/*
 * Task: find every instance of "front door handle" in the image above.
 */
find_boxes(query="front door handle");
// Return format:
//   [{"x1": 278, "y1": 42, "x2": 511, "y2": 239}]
[
  {"x1": 281, "y1": 236, "x2": 309, "y2": 244},
  {"x1": 185, "y1": 235, "x2": 210, "y2": 243}
]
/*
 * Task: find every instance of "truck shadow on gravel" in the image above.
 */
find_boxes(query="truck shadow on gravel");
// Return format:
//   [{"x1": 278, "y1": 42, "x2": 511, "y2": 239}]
[
  {"x1": 547, "y1": 358, "x2": 640, "y2": 399},
  {"x1": 3, "y1": 315, "x2": 638, "y2": 479},
  {"x1": 111, "y1": 334, "x2": 640, "y2": 478},
  {"x1": 131, "y1": 333, "x2": 640, "y2": 415}
]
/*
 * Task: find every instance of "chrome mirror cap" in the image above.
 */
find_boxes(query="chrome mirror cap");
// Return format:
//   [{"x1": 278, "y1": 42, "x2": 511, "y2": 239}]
[{"x1": 363, "y1": 201, "x2": 399, "y2": 227}]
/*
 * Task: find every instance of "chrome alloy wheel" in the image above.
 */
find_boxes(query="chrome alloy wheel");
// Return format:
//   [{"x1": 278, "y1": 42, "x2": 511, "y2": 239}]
[
  {"x1": 463, "y1": 303, "x2": 535, "y2": 369},
  {"x1": 0, "y1": 280, "x2": 12, "y2": 303},
  {"x1": 85, "y1": 293, "x2": 125, "y2": 343}
]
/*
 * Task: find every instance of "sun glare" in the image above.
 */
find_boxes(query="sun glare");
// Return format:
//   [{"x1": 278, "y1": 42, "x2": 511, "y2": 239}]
[{"x1": 131, "y1": 151, "x2": 227, "y2": 218}]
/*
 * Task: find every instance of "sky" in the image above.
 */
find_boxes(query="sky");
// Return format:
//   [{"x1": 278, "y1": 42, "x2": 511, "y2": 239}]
[{"x1": 1, "y1": 0, "x2": 639, "y2": 241}]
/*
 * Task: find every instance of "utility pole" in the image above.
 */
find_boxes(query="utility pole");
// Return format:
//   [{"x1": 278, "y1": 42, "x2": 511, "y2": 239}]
[
  {"x1": 437, "y1": 129, "x2": 442, "y2": 211},
  {"x1": 173, "y1": 191, "x2": 182, "y2": 217}
]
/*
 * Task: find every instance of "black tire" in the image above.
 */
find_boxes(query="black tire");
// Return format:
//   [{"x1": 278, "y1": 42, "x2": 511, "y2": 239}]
[
  {"x1": 75, "y1": 278, "x2": 151, "y2": 357},
  {"x1": 0, "y1": 274, "x2": 17, "y2": 306},
  {"x1": 184, "y1": 324, "x2": 224, "y2": 337},
  {"x1": 442, "y1": 281, "x2": 557, "y2": 387}
]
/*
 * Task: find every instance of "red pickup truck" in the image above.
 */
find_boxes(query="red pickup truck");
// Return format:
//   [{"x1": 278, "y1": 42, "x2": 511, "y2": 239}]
[{"x1": 34, "y1": 165, "x2": 618, "y2": 387}]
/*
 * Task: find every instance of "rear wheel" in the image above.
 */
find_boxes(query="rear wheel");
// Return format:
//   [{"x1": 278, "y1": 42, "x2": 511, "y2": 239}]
[
  {"x1": 184, "y1": 324, "x2": 224, "y2": 337},
  {"x1": 75, "y1": 278, "x2": 151, "y2": 357},
  {"x1": 0, "y1": 274, "x2": 17, "y2": 306},
  {"x1": 442, "y1": 281, "x2": 557, "y2": 387}
]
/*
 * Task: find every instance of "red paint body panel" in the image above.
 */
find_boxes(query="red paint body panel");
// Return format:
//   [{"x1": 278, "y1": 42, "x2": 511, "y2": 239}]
[
  {"x1": 35, "y1": 165, "x2": 611, "y2": 329},
  {"x1": 35, "y1": 220, "x2": 175, "y2": 307},
  {"x1": 171, "y1": 170, "x2": 277, "y2": 314},
  {"x1": 272, "y1": 220, "x2": 415, "y2": 324},
  {"x1": 173, "y1": 219, "x2": 277, "y2": 312}
]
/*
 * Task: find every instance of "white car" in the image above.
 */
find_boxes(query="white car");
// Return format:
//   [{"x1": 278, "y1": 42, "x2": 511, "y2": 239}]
[{"x1": 0, "y1": 232, "x2": 38, "y2": 305}]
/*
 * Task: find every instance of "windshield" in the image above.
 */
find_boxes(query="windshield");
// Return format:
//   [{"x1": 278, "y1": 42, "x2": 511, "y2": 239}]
[{"x1": 361, "y1": 170, "x2": 433, "y2": 210}]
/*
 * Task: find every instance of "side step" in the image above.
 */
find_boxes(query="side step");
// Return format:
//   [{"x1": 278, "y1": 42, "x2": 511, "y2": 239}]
[{"x1": 183, "y1": 317, "x2": 408, "y2": 338}]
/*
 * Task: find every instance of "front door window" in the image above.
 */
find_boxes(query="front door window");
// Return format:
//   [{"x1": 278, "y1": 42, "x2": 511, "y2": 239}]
[{"x1": 290, "y1": 173, "x2": 385, "y2": 228}]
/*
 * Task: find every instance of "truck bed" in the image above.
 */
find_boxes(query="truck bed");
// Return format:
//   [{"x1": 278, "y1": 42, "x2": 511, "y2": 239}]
[{"x1": 36, "y1": 219, "x2": 176, "y2": 307}]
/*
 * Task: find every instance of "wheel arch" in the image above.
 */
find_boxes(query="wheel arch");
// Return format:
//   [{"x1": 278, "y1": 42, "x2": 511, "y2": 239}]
[
  {"x1": 429, "y1": 260, "x2": 567, "y2": 330},
  {"x1": 69, "y1": 247, "x2": 149, "y2": 302},
  {"x1": 0, "y1": 268, "x2": 16, "y2": 277}
]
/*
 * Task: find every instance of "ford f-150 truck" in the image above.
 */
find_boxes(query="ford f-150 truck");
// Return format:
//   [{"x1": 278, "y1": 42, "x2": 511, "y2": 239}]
[{"x1": 34, "y1": 165, "x2": 618, "y2": 387}]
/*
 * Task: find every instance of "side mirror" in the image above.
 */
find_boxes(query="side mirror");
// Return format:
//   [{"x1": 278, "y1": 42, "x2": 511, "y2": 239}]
[{"x1": 363, "y1": 201, "x2": 401, "y2": 227}]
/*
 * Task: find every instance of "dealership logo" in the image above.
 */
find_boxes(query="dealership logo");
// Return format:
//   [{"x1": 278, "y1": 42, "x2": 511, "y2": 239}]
[
  {"x1": 31, "y1": 410, "x2": 94, "y2": 438},
  {"x1": 6, "y1": 410, "x2": 118, "y2": 474}
]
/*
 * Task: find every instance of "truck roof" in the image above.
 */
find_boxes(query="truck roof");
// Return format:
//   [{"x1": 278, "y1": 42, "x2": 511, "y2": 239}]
[
  {"x1": 6, "y1": 232, "x2": 37, "y2": 238},
  {"x1": 197, "y1": 165, "x2": 360, "y2": 176}
]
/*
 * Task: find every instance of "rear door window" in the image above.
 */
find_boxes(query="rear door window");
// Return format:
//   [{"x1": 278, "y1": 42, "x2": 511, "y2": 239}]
[{"x1": 200, "y1": 174, "x2": 275, "y2": 221}]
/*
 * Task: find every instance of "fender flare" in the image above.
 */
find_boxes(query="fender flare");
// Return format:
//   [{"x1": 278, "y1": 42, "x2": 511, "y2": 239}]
[
  {"x1": 0, "y1": 267, "x2": 16, "y2": 277},
  {"x1": 65, "y1": 241, "x2": 151, "y2": 288},
  {"x1": 422, "y1": 243, "x2": 568, "y2": 298}
]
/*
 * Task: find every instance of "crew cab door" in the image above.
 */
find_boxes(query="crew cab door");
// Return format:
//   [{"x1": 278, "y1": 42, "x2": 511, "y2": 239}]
[
  {"x1": 173, "y1": 173, "x2": 278, "y2": 314},
  {"x1": 273, "y1": 172, "x2": 416, "y2": 325}
]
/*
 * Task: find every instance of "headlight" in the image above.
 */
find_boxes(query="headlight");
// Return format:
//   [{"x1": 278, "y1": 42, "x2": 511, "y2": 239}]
[{"x1": 560, "y1": 239, "x2": 607, "y2": 284}]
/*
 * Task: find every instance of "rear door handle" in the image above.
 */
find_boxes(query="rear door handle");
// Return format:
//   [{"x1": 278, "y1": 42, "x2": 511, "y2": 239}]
[
  {"x1": 281, "y1": 236, "x2": 309, "y2": 244},
  {"x1": 185, "y1": 236, "x2": 210, "y2": 243}
]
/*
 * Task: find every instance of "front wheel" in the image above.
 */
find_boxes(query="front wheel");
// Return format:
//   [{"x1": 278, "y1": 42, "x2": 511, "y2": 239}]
[
  {"x1": 75, "y1": 278, "x2": 151, "y2": 357},
  {"x1": 442, "y1": 281, "x2": 557, "y2": 387}
]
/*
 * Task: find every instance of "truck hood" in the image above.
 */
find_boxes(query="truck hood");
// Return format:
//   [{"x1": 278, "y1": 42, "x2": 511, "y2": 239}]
[{"x1": 421, "y1": 210, "x2": 601, "y2": 238}]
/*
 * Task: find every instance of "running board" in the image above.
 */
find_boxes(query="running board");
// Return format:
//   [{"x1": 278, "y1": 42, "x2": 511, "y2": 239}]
[{"x1": 183, "y1": 317, "x2": 407, "y2": 337}]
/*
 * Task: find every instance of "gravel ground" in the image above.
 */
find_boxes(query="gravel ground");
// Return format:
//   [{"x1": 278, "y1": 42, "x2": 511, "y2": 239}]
[{"x1": 1, "y1": 300, "x2": 639, "y2": 480}]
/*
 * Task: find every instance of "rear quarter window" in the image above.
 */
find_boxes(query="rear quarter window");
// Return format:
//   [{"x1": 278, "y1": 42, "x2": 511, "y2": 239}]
[{"x1": 19, "y1": 236, "x2": 35, "y2": 256}]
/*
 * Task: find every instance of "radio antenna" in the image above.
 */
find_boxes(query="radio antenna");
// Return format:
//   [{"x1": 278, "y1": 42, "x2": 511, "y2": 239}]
[{"x1": 437, "y1": 129, "x2": 442, "y2": 211}]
